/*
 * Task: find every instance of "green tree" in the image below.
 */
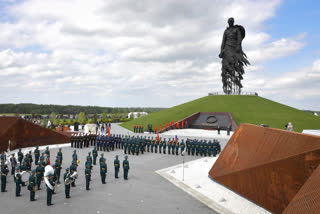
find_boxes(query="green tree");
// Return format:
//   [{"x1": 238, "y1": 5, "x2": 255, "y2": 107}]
[
  {"x1": 78, "y1": 112, "x2": 87, "y2": 124},
  {"x1": 102, "y1": 111, "x2": 108, "y2": 122},
  {"x1": 130, "y1": 113, "x2": 134, "y2": 120},
  {"x1": 51, "y1": 112, "x2": 57, "y2": 124}
]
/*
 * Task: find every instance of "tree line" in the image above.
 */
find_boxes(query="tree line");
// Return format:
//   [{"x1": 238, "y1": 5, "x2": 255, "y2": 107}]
[{"x1": 0, "y1": 103, "x2": 165, "y2": 114}]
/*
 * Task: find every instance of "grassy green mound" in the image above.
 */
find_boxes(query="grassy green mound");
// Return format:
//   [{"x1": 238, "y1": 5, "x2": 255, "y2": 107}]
[{"x1": 120, "y1": 95, "x2": 320, "y2": 133}]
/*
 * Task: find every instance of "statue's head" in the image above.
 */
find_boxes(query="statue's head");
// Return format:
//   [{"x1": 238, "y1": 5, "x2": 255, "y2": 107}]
[{"x1": 228, "y1": 17, "x2": 234, "y2": 27}]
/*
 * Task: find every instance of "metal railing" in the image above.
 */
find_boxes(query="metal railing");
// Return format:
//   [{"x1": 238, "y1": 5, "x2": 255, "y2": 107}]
[{"x1": 208, "y1": 92, "x2": 258, "y2": 96}]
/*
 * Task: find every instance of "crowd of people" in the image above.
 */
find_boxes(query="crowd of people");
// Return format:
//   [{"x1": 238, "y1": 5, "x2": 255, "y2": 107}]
[{"x1": 0, "y1": 146, "x2": 130, "y2": 206}]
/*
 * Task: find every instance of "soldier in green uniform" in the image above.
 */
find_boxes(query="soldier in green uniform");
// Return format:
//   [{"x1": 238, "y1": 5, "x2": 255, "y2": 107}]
[
  {"x1": 159, "y1": 137, "x2": 163, "y2": 154},
  {"x1": 123, "y1": 156, "x2": 130, "y2": 180},
  {"x1": 180, "y1": 139, "x2": 185, "y2": 155},
  {"x1": 92, "y1": 146, "x2": 98, "y2": 165},
  {"x1": 18, "y1": 148, "x2": 24, "y2": 166},
  {"x1": 168, "y1": 138, "x2": 171, "y2": 155},
  {"x1": 46, "y1": 173, "x2": 55, "y2": 206},
  {"x1": 141, "y1": 136, "x2": 145, "y2": 154},
  {"x1": 20, "y1": 161, "x2": 27, "y2": 186},
  {"x1": 175, "y1": 140, "x2": 180, "y2": 155},
  {"x1": 87, "y1": 152, "x2": 93, "y2": 165},
  {"x1": 15, "y1": 167, "x2": 22, "y2": 196},
  {"x1": 40, "y1": 152, "x2": 45, "y2": 166},
  {"x1": 85, "y1": 164, "x2": 91, "y2": 190},
  {"x1": 135, "y1": 140, "x2": 140, "y2": 156},
  {"x1": 99, "y1": 153, "x2": 105, "y2": 166},
  {"x1": 1, "y1": 162, "x2": 9, "y2": 192},
  {"x1": 85, "y1": 156, "x2": 93, "y2": 181},
  {"x1": 70, "y1": 161, "x2": 77, "y2": 187},
  {"x1": 36, "y1": 163, "x2": 43, "y2": 190},
  {"x1": 124, "y1": 137, "x2": 128, "y2": 154},
  {"x1": 195, "y1": 140, "x2": 200, "y2": 156},
  {"x1": 191, "y1": 140, "x2": 195, "y2": 156},
  {"x1": 150, "y1": 137, "x2": 154, "y2": 153},
  {"x1": 163, "y1": 138, "x2": 167, "y2": 154},
  {"x1": 34, "y1": 146, "x2": 40, "y2": 165},
  {"x1": 114, "y1": 155, "x2": 120, "y2": 178},
  {"x1": 28, "y1": 170, "x2": 36, "y2": 201},
  {"x1": 154, "y1": 138, "x2": 158, "y2": 153},
  {"x1": 45, "y1": 146, "x2": 50, "y2": 160},
  {"x1": 54, "y1": 160, "x2": 61, "y2": 184},
  {"x1": 72, "y1": 150, "x2": 78, "y2": 162},
  {"x1": 146, "y1": 136, "x2": 150, "y2": 152},
  {"x1": 131, "y1": 138, "x2": 136, "y2": 155},
  {"x1": 186, "y1": 139, "x2": 191, "y2": 155},
  {"x1": 199, "y1": 141, "x2": 203, "y2": 156},
  {"x1": 57, "y1": 148, "x2": 63, "y2": 165},
  {"x1": 64, "y1": 168, "x2": 71, "y2": 198},
  {"x1": 100, "y1": 158, "x2": 107, "y2": 184},
  {"x1": 127, "y1": 137, "x2": 131, "y2": 155},
  {"x1": 203, "y1": 140, "x2": 208, "y2": 156},
  {"x1": 207, "y1": 140, "x2": 212, "y2": 156},
  {"x1": 172, "y1": 140, "x2": 176, "y2": 155}
]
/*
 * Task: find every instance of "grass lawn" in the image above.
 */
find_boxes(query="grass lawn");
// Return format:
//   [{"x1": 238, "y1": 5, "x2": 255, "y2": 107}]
[{"x1": 120, "y1": 95, "x2": 320, "y2": 133}]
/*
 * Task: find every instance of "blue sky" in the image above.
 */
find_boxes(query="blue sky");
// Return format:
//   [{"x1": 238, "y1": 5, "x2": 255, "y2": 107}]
[{"x1": 0, "y1": 0, "x2": 319, "y2": 111}]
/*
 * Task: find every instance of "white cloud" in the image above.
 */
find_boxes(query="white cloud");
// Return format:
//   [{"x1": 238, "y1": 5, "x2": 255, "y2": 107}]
[{"x1": 0, "y1": 0, "x2": 318, "y2": 110}]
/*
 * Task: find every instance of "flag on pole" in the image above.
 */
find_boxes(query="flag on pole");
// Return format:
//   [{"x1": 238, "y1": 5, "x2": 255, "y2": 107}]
[
  {"x1": 176, "y1": 121, "x2": 179, "y2": 128},
  {"x1": 165, "y1": 121, "x2": 168, "y2": 129},
  {"x1": 157, "y1": 132, "x2": 160, "y2": 141},
  {"x1": 155, "y1": 124, "x2": 158, "y2": 133},
  {"x1": 175, "y1": 135, "x2": 178, "y2": 141},
  {"x1": 108, "y1": 126, "x2": 110, "y2": 137},
  {"x1": 160, "y1": 124, "x2": 162, "y2": 132},
  {"x1": 181, "y1": 120, "x2": 184, "y2": 128}
]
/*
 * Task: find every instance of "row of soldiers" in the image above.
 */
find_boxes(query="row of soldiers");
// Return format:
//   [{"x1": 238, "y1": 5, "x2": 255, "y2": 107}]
[
  {"x1": 70, "y1": 133, "x2": 221, "y2": 157},
  {"x1": 70, "y1": 133, "x2": 125, "y2": 152},
  {"x1": 70, "y1": 133, "x2": 97, "y2": 148},
  {"x1": 133, "y1": 125, "x2": 144, "y2": 133},
  {"x1": 121, "y1": 136, "x2": 221, "y2": 157}
]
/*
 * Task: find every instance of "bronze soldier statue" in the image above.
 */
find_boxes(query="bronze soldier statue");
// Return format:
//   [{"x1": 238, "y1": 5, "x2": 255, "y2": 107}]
[{"x1": 219, "y1": 17, "x2": 250, "y2": 94}]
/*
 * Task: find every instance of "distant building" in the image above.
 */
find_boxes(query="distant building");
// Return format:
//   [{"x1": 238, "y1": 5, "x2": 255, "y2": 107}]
[{"x1": 128, "y1": 112, "x2": 148, "y2": 119}]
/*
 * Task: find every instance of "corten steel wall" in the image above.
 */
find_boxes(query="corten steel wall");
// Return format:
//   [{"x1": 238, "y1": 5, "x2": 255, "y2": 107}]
[
  {"x1": 283, "y1": 164, "x2": 320, "y2": 214},
  {"x1": 209, "y1": 123, "x2": 320, "y2": 214},
  {"x1": 0, "y1": 117, "x2": 70, "y2": 152}
]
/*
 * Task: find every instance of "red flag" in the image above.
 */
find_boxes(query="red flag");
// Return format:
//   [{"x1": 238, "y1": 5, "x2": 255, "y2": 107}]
[
  {"x1": 108, "y1": 126, "x2": 110, "y2": 137},
  {"x1": 181, "y1": 120, "x2": 184, "y2": 128},
  {"x1": 165, "y1": 121, "x2": 168, "y2": 129},
  {"x1": 155, "y1": 124, "x2": 158, "y2": 132},
  {"x1": 157, "y1": 132, "x2": 160, "y2": 141},
  {"x1": 171, "y1": 120, "x2": 174, "y2": 126},
  {"x1": 160, "y1": 124, "x2": 162, "y2": 132},
  {"x1": 176, "y1": 121, "x2": 179, "y2": 128}
]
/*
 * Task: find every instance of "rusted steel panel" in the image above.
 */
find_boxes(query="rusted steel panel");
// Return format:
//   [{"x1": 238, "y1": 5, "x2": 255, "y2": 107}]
[
  {"x1": 209, "y1": 123, "x2": 320, "y2": 214},
  {"x1": 283, "y1": 164, "x2": 320, "y2": 214},
  {"x1": 0, "y1": 117, "x2": 70, "y2": 152}
]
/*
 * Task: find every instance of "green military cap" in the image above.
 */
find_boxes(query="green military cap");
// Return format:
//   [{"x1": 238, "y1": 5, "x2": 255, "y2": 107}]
[
  {"x1": 32, "y1": 170, "x2": 36, "y2": 173},
  {"x1": 66, "y1": 168, "x2": 69, "y2": 171},
  {"x1": 125, "y1": 156, "x2": 128, "y2": 159}
]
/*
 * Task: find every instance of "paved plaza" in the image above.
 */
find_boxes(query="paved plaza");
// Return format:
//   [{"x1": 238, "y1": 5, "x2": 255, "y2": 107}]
[{"x1": 1, "y1": 145, "x2": 216, "y2": 214}]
